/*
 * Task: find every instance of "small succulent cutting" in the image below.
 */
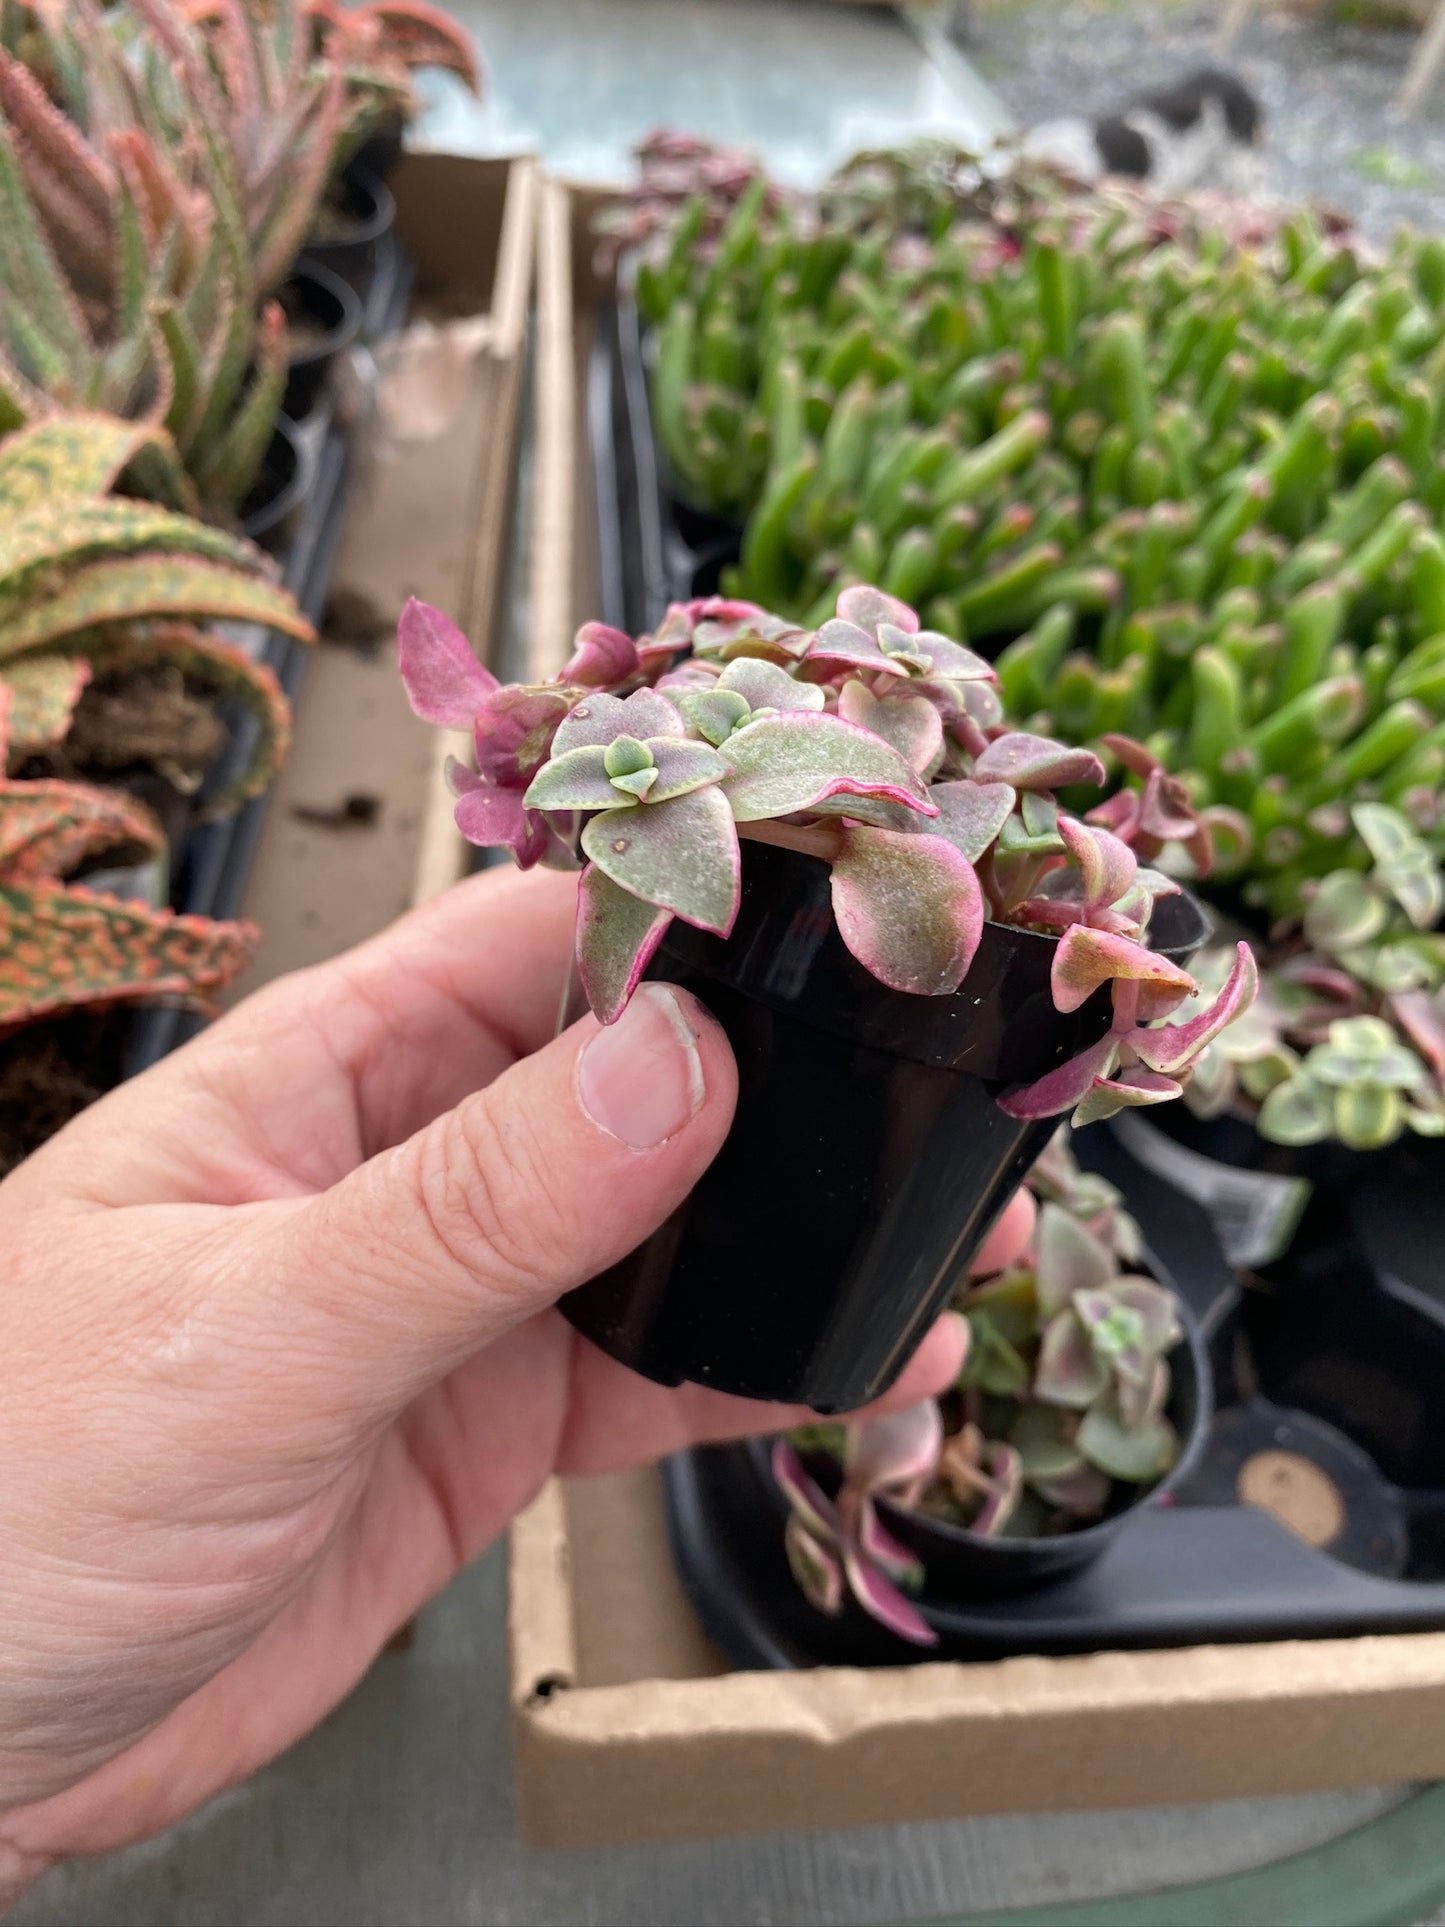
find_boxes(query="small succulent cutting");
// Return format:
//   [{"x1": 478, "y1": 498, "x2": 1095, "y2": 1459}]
[
  {"x1": 399, "y1": 587, "x2": 1255, "y2": 1126},
  {"x1": 1183, "y1": 802, "x2": 1445, "y2": 1150},
  {"x1": 777, "y1": 1133, "x2": 1183, "y2": 1646}
]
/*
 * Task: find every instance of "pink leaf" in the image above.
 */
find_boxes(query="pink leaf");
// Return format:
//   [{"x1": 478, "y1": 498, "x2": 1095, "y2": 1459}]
[
  {"x1": 806, "y1": 618, "x2": 909, "y2": 679},
  {"x1": 973, "y1": 732, "x2": 1107, "y2": 791},
  {"x1": 453, "y1": 781, "x2": 549, "y2": 866},
  {"x1": 398, "y1": 597, "x2": 497, "y2": 726},
  {"x1": 553, "y1": 688, "x2": 686, "y2": 754},
  {"x1": 830, "y1": 826, "x2": 983, "y2": 995},
  {"x1": 580, "y1": 783, "x2": 740, "y2": 934},
  {"x1": 1058, "y1": 815, "x2": 1138, "y2": 911},
  {"x1": 773, "y1": 1440, "x2": 845, "y2": 1544},
  {"x1": 1071, "y1": 1066, "x2": 1184, "y2": 1127},
  {"x1": 857, "y1": 1497, "x2": 927, "y2": 1586},
  {"x1": 473, "y1": 686, "x2": 572, "y2": 786},
  {"x1": 1051, "y1": 925, "x2": 1198, "y2": 1015},
  {"x1": 1393, "y1": 989, "x2": 1445, "y2": 1076},
  {"x1": 840, "y1": 1543, "x2": 938, "y2": 1646},
  {"x1": 844, "y1": 1401, "x2": 943, "y2": 1493},
  {"x1": 1035, "y1": 1202, "x2": 1114, "y2": 1314},
  {"x1": 1128, "y1": 942, "x2": 1258, "y2": 1075},
  {"x1": 1034, "y1": 1310, "x2": 1111, "y2": 1408},
  {"x1": 997, "y1": 1033, "x2": 1120, "y2": 1121},
  {"x1": 927, "y1": 779, "x2": 1017, "y2": 861},
  {"x1": 837, "y1": 584, "x2": 920, "y2": 635},
  {"x1": 576, "y1": 864, "x2": 673, "y2": 1023},
  {"x1": 784, "y1": 1517, "x2": 845, "y2": 1616},
  {"x1": 721, "y1": 712, "x2": 935, "y2": 822},
  {"x1": 838, "y1": 681, "x2": 944, "y2": 773},
  {"x1": 563, "y1": 621, "x2": 639, "y2": 686}
]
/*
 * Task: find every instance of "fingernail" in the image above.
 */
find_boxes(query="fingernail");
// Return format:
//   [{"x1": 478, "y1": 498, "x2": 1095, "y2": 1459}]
[{"x1": 577, "y1": 983, "x2": 707, "y2": 1149}]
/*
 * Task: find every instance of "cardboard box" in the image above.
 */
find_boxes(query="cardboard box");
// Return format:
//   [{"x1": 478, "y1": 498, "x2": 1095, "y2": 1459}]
[
  {"x1": 237, "y1": 152, "x2": 533, "y2": 979},
  {"x1": 507, "y1": 170, "x2": 1445, "y2": 1850}
]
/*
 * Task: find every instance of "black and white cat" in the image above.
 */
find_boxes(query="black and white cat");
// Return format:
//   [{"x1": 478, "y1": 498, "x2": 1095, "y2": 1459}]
[{"x1": 1020, "y1": 68, "x2": 1264, "y2": 196}]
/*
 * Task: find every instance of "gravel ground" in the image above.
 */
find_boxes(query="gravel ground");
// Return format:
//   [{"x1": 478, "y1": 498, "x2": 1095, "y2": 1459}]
[{"x1": 960, "y1": 0, "x2": 1445, "y2": 238}]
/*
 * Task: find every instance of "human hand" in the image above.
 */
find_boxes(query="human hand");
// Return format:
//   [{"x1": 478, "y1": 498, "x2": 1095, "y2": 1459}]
[{"x1": 0, "y1": 864, "x2": 1032, "y2": 1896}]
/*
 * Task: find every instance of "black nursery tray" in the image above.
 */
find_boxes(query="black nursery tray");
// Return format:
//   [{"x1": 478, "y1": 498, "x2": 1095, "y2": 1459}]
[
  {"x1": 123, "y1": 235, "x2": 415, "y2": 1079},
  {"x1": 589, "y1": 295, "x2": 743, "y2": 637},
  {"x1": 663, "y1": 1133, "x2": 1445, "y2": 1668}
]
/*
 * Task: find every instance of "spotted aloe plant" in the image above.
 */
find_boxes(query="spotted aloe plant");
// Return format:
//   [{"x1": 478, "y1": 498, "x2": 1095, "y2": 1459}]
[
  {"x1": 1183, "y1": 802, "x2": 1445, "y2": 1150},
  {"x1": 0, "y1": 687, "x2": 256, "y2": 1027},
  {"x1": 777, "y1": 1134, "x2": 1184, "y2": 1647},
  {"x1": 0, "y1": 413, "x2": 310, "y2": 811},
  {"x1": 399, "y1": 587, "x2": 1256, "y2": 1126}
]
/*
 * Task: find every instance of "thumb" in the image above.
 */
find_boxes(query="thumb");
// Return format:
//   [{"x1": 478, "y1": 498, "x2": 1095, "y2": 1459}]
[{"x1": 268, "y1": 981, "x2": 737, "y2": 1428}]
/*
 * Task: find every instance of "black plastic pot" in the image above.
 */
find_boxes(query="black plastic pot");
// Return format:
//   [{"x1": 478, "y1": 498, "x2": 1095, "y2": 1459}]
[
  {"x1": 240, "y1": 415, "x2": 309, "y2": 556},
  {"x1": 300, "y1": 166, "x2": 397, "y2": 299},
  {"x1": 561, "y1": 841, "x2": 1210, "y2": 1411},
  {"x1": 345, "y1": 117, "x2": 405, "y2": 187},
  {"x1": 282, "y1": 262, "x2": 363, "y2": 421}
]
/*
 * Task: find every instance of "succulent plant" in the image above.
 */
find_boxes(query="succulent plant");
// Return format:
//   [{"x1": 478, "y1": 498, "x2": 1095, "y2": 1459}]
[
  {"x1": 1183, "y1": 802, "x2": 1445, "y2": 1150},
  {"x1": 0, "y1": 0, "x2": 309, "y2": 507},
  {"x1": 0, "y1": 690, "x2": 255, "y2": 1027},
  {"x1": 615, "y1": 141, "x2": 1445, "y2": 920},
  {"x1": 399, "y1": 586, "x2": 1256, "y2": 1126},
  {"x1": 303, "y1": 0, "x2": 483, "y2": 159},
  {"x1": 0, "y1": 412, "x2": 311, "y2": 810},
  {"x1": 594, "y1": 129, "x2": 788, "y2": 281},
  {"x1": 777, "y1": 1130, "x2": 1184, "y2": 1647}
]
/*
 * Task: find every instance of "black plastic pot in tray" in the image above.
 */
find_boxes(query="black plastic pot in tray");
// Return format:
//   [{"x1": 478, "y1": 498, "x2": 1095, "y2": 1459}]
[
  {"x1": 662, "y1": 1147, "x2": 1445, "y2": 1666},
  {"x1": 282, "y1": 262, "x2": 364, "y2": 420},
  {"x1": 561, "y1": 842, "x2": 1211, "y2": 1412},
  {"x1": 300, "y1": 166, "x2": 397, "y2": 302},
  {"x1": 241, "y1": 414, "x2": 311, "y2": 556}
]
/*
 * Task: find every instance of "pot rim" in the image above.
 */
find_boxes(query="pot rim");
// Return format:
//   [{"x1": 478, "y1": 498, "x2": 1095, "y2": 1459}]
[
  {"x1": 873, "y1": 1294, "x2": 1213, "y2": 1558},
  {"x1": 240, "y1": 413, "x2": 311, "y2": 542},
  {"x1": 318, "y1": 165, "x2": 396, "y2": 248},
  {"x1": 281, "y1": 260, "x2": 364, "y2": 368}
]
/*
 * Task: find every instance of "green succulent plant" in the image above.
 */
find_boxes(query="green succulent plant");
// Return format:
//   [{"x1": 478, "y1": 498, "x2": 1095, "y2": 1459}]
[
  {"x1": 1183, "y1": 803, "x2": 1445, "y2": 1150},
  {"x1": 618, "y1": 141, "x2": 1445, "y2": 920},
  {"x1": 774, "y1": 1131, "x2": 1184, "y2": 1648}
]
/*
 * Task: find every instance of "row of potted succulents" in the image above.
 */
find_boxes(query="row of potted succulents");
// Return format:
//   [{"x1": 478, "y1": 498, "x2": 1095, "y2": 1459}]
[
  {"x1": 604, "y1": 135, "x2": 1445, "y2": 1196},
  {"x1": 397, "y1": 133, "x2": 1445, "y2": 1655},
  {"x1": 0, "y1": 0, "x2": 480, "y2": 1173}
]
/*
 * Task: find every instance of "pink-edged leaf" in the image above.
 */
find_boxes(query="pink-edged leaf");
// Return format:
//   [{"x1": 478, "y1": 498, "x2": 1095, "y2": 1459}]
[
  {"x1": 773, "y1": 1439, "x2": 845, "y2": 1543},
  {"x1": 576, "y1": 863, "x2": 673, "y2": 1023},
  {"x1": 525, "y1": 744, "x2": 628, "y2": 812},
  {"x1": 1058, "y1": 815, "x2": 1138, "y2": 911},
  {"x1": 1128, "y1": 941, "x2": 1258, "y2": 1075},
  {"x1": 838, "y1": 681, "x2": 944, "y2": 774},
  {"x1": 1035, "y1": 1202, "x2": 1113, "y2": 1314},
  {"x1": 913, "y1": 631, "x2": 997, "y2": 683},
  {"x1": 840, "y1": 1543, "x2": 938, "y2": 1646},
  {"x1": 721, "y1": 712, "x2": 935, "y2": 822},
  {"x1": 784, "y1": 1516, "x2": 845, "y2": 1616},
  {"x1": 1393, "y1": 989, "x2": 1445, "y2": 1076},
  {"x1": 844, "y1": 1400, "x2": 943, "y2": 1495},
  {"x1": 1109, "y1": 1277, "x2": 1183, "y2": 1354},
  {"x1": 553, "y1": 688, "x2": 686, "y2": 754},
  {"x1": 646, "y1": 739, "x2": 732, "y2": 801},
  {"x1": 452, "y1": 774, "x2": 550, "y2": 866},
  {"x1": 830, "y1": 826, "x2": 983, "y2": 995},
  {"x1": 806, "y1": 618, "x2": 907, "y2": 678},
  {"x1": 717, "y1": 657, "x2": 825, "y2": 713},
  {"x1": 1034, "y1": 1309, "x2": 1111, "y2": 1408},
  {"x1": 581, "y1": 783, "x2": 740, "y2": 934},
  {"x1": 927, "y1": 779, "x2": 1017, "y2": 862},
  {"x1": 563, "y1": 621, "x2": 639, "y2": 686},
  {"x1": 473, "y1": 686, "x2": 572, "y2": 785},
  {"x1": 1031, "y1": 1462, "x2": 1112, "y2": 1516},
  {"x1": 973, "y1": 732, "x2": 1107, "y2": 791},
  {"x1": 837, "y1": 584, "x2": 920, "y2": 635},
  {"x1": 1072, "y1": 1066, "x2": 1184, "y2": 1127},
  {"x1": 1116, "y1": 1357, "x2": 1170, "y2": 1431},
  {"x1": 857, "y1": 1496, "x2": 927, "y2": 1586},
  {"x1": 1051, "y1": 924, "x2": 1197, "y2": 1015},
  {"x1": 997, "y1": 1033, "x2": 1121, "y2": 1121},
  {"x1": 398, "y1": 597, "x2": 497, "y2": 726}
]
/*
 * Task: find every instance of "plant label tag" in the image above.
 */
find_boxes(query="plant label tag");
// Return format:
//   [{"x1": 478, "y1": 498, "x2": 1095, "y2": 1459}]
[{"x1": 1112, "y1": 1113, "x2": 1310, "y2": 1269}]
